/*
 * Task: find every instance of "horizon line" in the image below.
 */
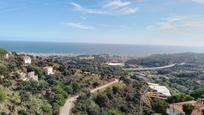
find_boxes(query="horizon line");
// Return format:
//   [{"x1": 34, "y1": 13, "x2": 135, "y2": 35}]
[{"x1": 0, "y1": 40, "x2": 203, "y2": 48}]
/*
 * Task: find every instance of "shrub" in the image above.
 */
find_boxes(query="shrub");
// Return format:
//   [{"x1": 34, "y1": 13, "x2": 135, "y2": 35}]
[
  {"x1": 191, "y1": 88, "x2": 204, "y2": 99},
  {"x1": 183, "y1": 104, "x2": 194, "y2": 115},
  {"x1": 105, "y1": 109, "x2": 122, "y2": 115},
  {"x1": 167, "y1": 93, "x2": 194, "y2": 103}
]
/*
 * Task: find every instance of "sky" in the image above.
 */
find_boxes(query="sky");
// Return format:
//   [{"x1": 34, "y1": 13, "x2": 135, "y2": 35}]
[{"x1": 0, "y1": 0, "x2": 204, "y2": 46}]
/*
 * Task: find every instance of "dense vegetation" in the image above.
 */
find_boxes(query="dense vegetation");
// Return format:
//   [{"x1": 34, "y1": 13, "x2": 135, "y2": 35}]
[
  {"x1": 125, "y1": 53, "x2": 204, "y2": 114},
  {"x1": 183, "y1": 104, "x2": 194, "y2": 115},
  {"x1": 1, "y1": 49, "x2": 204, "y2": 115},
  {"x1": 0, "y1": 49, "x2": 126, "y2": 115},
  {"x1": 126, "y1": 53, "x2": 204, "y2": 67},
  {"x1": 73, "y1": 78, "x2": 146, "y2": 115},
  {"x1": 126, "y1": 53, "x2": 204, "y2": 93}
]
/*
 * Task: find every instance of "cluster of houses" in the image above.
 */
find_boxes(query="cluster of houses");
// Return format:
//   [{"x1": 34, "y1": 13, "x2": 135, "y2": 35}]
[
  {"x1": 18, "y1": 56, "x2": 54, "y2": 81},
  {"x1": 79, "y1": 56, "x2": 95, "y2": 60},
  {"x1": 4, "y1": 53, "x2": 204, "y2": 115}
]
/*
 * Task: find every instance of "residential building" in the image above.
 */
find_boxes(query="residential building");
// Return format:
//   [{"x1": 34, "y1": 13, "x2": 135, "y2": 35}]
[
  {"x1": 27, "y1": 72, "x2": 38, "y2": 81},
  {"x1": 5, "y1": 53, "x2": 9, "y2": 59},
  {"x1": 23, "y1": 56, "x2": 31, "y2": 64},
  {"x1": 148, "y1": 83, "x2": 171, "y2": 99},
  {"x1": 44, "y1": 67, "x2": 54, "y2": 75}
]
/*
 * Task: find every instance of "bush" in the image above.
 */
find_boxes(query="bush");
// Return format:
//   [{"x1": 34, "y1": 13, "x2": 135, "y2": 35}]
[
  {"x1": 95, "y1": 94, "x2": 109, "y2": 107},
  {"x1": 191, "y1": 88, "x2": 204, "y2": 99},
  {"x1": 27, "y1": 65, "x2": 43, "y2": 76},
  {"x1": 55, "y1": 94, "x2": 65, "y2": 106},
  {"x1": 167, "y1": 94, "x2": 194, "y2": 103},
  {"x1": 0, "y1": 64, "x2": 8, "y2": 75},
  {"x1": 105, "y1": 109, "x2": 122, "y2": 115},
  {"x1": 152, "y1": 99, "x2": 168, "y2": 114},
  {"x1": 202, "y1": 109, "x2": 204, "y2": 115},
  {"x1": 183, "y1": 104, "x2": 194, "y2": 115}
]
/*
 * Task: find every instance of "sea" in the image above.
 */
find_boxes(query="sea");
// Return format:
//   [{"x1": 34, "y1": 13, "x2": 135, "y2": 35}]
[{"x1": 1, "y1": 41, "x2": 204, "y2": 57}]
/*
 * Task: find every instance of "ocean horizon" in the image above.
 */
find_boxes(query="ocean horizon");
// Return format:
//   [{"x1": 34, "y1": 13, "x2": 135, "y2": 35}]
[{"x1": 1, "y1": 41, "x2": 204, "y2": 57}]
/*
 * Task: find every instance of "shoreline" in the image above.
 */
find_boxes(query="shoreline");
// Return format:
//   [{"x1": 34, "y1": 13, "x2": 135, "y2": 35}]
[
  {"x1": 17, "y1": 52, "x2": 80, "y2": 58},
  {"x1": 17, "y1": 52, "x2": 139, "y2": 58}
]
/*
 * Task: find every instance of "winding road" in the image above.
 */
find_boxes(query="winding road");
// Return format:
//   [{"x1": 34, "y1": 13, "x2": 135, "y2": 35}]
[{"x1": 59, "y1": 79, "x2": 119, "y2": 115}]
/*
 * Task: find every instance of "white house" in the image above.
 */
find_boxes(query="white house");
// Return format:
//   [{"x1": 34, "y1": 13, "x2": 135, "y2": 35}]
[
  {"x1": 148, "y1": 83, "x2": 171, "y2": 98},
  {"x1": 23, "y1": 56, "x2": 31, "y2": 64},
  {"x1": 44, "y1": 67, "x2": 54, "y2": 75},
  {"x1": 27, "y1": 72, "x2": 38, "y2": 81},
  {"x1": 5, "y1": 53, "x2": 9, "y2": 59}
]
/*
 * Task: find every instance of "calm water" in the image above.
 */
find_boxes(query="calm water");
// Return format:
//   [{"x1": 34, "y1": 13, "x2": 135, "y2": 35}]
[{"x1": 0, "y1": 41, "x2": 204, "y2": 56}]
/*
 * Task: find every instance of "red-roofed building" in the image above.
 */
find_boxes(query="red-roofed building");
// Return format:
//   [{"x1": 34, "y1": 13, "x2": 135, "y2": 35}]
[{"x1": 167, "y1": 99, "x2": 204, "y2": 115}]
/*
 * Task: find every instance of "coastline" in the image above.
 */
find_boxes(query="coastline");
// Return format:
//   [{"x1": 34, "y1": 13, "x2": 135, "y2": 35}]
[{"x1": 17, "y1": 52, "x2": 80, "y2": 58}]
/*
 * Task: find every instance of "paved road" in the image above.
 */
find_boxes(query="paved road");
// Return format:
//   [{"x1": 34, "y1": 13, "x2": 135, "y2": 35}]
[
  {"x1": 123, "y1": 64, "x2": 177, "y2": 71},
  {"x1": 59, "y1": 79, "x2": 119, "y2": 115}
]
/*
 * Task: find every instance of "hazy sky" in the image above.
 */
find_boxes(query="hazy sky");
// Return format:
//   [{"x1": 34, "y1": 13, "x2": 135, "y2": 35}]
[{"x1": 0, "y1": 0, "x2": 204, "y2": 46}]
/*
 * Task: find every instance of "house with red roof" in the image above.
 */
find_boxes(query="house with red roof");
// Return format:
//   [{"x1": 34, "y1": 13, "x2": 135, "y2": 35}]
[{"x1": 167, "y1": 99, "x2": 204, "y2": 115}]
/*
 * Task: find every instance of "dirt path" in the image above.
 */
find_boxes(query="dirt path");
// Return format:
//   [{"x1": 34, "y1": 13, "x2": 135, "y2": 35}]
[{"x1": 59, "y1": 79, "x2": 119, "y2": 115}]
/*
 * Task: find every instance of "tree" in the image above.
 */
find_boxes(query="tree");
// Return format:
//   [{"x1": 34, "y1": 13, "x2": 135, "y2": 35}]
[
  {"x1": 95, "y1": 94, "x2": 109, "y2": 107},
  {"x1": 191, "y1": 88, "x2": 204, "y2": 99},
  {"x1": 167, "y1": 94, "x2": 194, "y2": 103},
  {"x1": 152, "y1": 99, "x2": 168, "y2": 114},
  {"x1": 55, "y1": 94, "x2": 65, "y2": 106},
  {"x1": 201, "y1": 109, "x2": 204, "y2": 115},
  {"x1": 27, "y1": 65, "x2": 43, "y2": 76},
  {"x1": 41, "y1": 101, "x2": 53, "y2": 115},
  {"x1": 183, "y1": 104, "x2": 194, "y2": 115}
]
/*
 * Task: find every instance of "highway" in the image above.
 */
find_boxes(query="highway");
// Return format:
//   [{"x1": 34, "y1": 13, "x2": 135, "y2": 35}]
[{"x1": 123, "y1": 64, "x2": 177, "y2": 71}]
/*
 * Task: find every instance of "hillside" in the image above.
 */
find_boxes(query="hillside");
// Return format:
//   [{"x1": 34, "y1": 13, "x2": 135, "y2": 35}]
[{"x1": 0, "y1": 49, "x2": 127, "y2": 115}]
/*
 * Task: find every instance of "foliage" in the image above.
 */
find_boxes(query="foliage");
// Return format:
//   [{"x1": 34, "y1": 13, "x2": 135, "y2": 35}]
[
  {"x1": 0, "y1": 52, "x2": 131, "y2": 114},
  {"x1": 74, "y1": 78, "x2": 145, "y2": 115},
  {"x1": 152, "y1": 99, "x2": 168, "y2": 114},
  {"x1": 182, "y1": 104, "x2": 194, "y2": 115},
  {"x1": 27, "y1": 65, "x2": 43, "y2": 76},
  {"x1": 167, "y1": 94, "x2": 194, "y2": 103},
  {"x1": 0, "y1": 64, "x2": 7, "y2": 75},
  {"x1": 202, "y1": 109, "x2": 204, "y2": 115},
  {"x1": 191, "y1": 87, "x2": 204, "y2": 99},
  {"x1": 105, "y1": 109, "x2": 122, "y2": 115}
]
